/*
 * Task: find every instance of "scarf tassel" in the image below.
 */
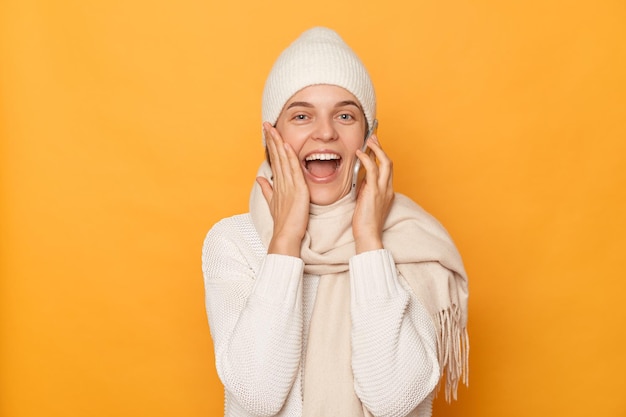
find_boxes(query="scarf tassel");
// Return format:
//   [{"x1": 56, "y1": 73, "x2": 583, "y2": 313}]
[{"x1": 434, "y1": 305, "x2": 469, "y2": 402}]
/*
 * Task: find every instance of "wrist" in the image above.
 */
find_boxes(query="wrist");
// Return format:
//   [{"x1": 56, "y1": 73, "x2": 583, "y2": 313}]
[
  {"x1": 268, "y1": 234, "x2": 303, "y2": 257},
  {"x1": 354, "y1": 235, "x2": 383, "y2": 254}
]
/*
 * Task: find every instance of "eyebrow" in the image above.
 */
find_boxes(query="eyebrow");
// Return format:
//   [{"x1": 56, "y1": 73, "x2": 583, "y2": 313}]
[
  {"x1": 285, "y1": 100, "x2": 363, "y2": 111},
  {"x1": 336, "y1": 100, "x2": 363, "y2": 111},
  {"x1": 285, "y1": 101, "x2": 314, "y2": 110}
]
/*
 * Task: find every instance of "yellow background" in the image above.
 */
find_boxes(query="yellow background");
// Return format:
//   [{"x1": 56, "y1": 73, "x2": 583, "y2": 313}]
[{"x1": 1, "y1": 0, "x2": 625, "y2": 416}]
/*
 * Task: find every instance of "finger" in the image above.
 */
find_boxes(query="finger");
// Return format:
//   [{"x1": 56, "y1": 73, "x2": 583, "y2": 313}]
[
  {"x1": 356, "y1": 146, "x2": 379, "y2": 188},
  {"x1": 267, "y1": 125, "x2": 295, "y2": 184},
  {"x1": 256, "y1": 177, "x2": 274, "y2": 204},
  {"x1": 263, "y1": 123, "x2": 276, "y2": 163},
  {"x1": 265, "y1": 126, "x2": 307, "y2": 204},
  {"x1": 284, "y1": 142, "x2": 305, "y2": 184},
  {"x1": 369, "y1": 137, "x2": 395, "y2": 203},
  {"x1": 366, "y1": 135, "x2": 389, "y2": 164},
  {"x1": 264, "y1": 124, "x2": 284, "y2": 181},
  {"x1": 274, "y1": 131, "x2": 294, "y2": 179},
  {"x1": 367, "y1": 135, "x2": 393, "y2": 186}
]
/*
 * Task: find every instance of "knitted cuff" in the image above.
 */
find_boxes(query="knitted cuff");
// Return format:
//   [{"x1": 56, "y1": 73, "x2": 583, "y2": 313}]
[
  {"x1": 252, "y1": 254, "x2": 304, "y2": 309},
  {"x1": 349, "y1": 249, "x2": 403, "y2": 304}
]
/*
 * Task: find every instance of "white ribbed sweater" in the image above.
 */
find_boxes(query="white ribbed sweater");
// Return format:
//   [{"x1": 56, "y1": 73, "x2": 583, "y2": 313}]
[{"x1": 202, "y1": 213, "x2": 440, "y2": 417}]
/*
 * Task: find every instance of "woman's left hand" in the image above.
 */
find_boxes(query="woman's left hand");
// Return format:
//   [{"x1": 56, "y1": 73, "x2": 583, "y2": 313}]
[{"x1": 352, "y1": 134, "x2": 394, "y2": 254}]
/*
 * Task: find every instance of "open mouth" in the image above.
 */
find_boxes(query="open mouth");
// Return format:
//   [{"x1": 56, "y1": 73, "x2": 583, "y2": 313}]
[{"x1": 304, "y1": 153, "x2": 341, "y2": 178}]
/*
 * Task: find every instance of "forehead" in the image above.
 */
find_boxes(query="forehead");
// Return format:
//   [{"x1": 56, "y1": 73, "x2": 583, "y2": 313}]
[{"x1": 285, "y1": 84, "x2": 362, "y2": 108}]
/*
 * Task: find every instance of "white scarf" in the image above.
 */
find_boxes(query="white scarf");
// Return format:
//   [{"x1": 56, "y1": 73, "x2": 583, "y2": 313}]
[{"x1": 250, "y1": 161, "x2": 469, "y2": 415}]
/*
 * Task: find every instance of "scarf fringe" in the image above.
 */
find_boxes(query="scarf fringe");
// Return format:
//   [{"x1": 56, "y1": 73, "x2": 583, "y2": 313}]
[{"x1": 434, "y1": 306, "x2": 469, "y2": 402}]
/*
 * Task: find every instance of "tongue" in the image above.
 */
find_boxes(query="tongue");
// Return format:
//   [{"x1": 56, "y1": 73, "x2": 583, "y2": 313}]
[{"x1": 307, "y1": 160, "x2": 338, "y2": 178}]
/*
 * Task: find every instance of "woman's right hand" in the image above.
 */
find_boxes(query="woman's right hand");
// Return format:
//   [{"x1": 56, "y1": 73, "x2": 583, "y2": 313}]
[{"x1": 256, "y1": 122, "x2": 310, "y2": 257}]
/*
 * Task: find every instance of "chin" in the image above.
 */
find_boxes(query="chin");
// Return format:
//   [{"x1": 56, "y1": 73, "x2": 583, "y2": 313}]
[{"x1": 309, "y1": 188, "x2": 349, "y2": 206}]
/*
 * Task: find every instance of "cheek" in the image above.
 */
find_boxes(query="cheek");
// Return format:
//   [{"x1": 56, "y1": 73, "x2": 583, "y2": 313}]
[
  {"x1": 276, "y1": 126, "x2": 306, "y2": 154},
  {"x1": 341, "y1": 123, "x2": 367, "y2": 152},
  {"x1": 345, "y1": 132, "x2": 366, "y2": 154}
]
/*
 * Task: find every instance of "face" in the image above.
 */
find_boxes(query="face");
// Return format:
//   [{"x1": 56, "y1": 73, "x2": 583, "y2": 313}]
[{"x1": 274, "y1": 84, "x2": 367, "y2": 206}]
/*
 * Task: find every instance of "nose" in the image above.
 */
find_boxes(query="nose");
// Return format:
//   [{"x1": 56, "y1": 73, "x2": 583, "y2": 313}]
[{"x1": 311, "y1": 118, "x2": 338, "y2": 142}]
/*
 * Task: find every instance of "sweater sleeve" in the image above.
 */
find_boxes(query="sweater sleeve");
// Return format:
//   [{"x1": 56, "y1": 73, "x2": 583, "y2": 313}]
[
  {"x1": 349, "y1": 249, "x2": 440, "y2": 417},
  {"x1": 202, "y1": 219, "x2": 304, "y2": 417}
]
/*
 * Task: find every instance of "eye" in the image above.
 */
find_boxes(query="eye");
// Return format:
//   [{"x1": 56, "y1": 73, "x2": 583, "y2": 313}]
[
  {"x1": 293, "y1": 114, "x2": 308, "y2": 121},
  {"x1": 338, "y1": 113, "x2": 353, "y2": 121}
]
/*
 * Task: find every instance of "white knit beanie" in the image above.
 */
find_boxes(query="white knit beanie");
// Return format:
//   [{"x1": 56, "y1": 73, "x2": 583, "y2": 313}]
[{"x1": 262, "y1": 27, "x2": 376, "y2": 133}]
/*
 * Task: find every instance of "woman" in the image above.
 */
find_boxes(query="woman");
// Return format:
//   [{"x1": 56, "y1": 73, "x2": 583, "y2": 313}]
[{"x1": 202, "y1": 27, "x2": 468, "y2": 417}]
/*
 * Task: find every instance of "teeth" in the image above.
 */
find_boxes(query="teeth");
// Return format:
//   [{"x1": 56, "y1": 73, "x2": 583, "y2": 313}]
[{"x1": 305, "y1": 153, "x2": 340, "y2": 161}]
